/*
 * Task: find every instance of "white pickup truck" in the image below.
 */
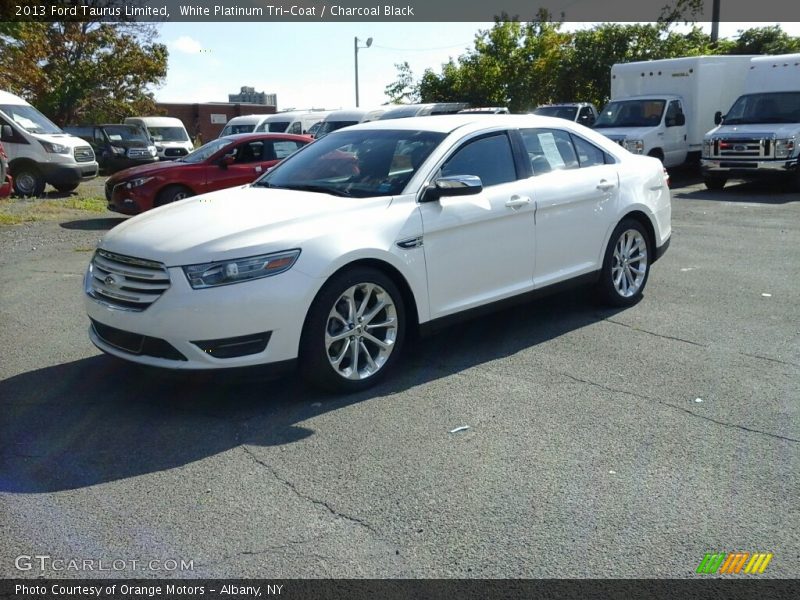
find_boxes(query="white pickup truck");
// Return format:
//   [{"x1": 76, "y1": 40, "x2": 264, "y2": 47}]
[
  {"x1": 701, "y1": 54, "x2": 800, "y2": 190},
  {"x1": 595, "y1": 56, "x2": 754, "y2": 168}
]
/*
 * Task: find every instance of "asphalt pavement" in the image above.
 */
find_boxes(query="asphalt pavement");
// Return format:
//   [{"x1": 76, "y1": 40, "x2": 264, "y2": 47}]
[{"x1": 0, "y1": 175, "x2": 797, "y2": 579}]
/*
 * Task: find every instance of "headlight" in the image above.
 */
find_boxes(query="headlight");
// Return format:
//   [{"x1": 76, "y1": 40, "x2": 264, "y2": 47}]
[
  {"x1": 39, "y1": 140, "x2": 70, "y2": 154},
  {"x1": 125, "y1": 176, "x2": 154, "y2": 189},
  {"x1": 148, "y1": 146, "x2": 157, "y2": 156},
  {"x1": 111, "y1": 145, "x2": 126, "y2": 155},
  {"x1": 702, "y1": 139, "x2": 713, "y2": 157},
  {"x1": 183, "y1": 249, "x2": 301, "y2": 289},
  {"x1": 624, "y1": 139, "x2": 643, "y2": 154},
  {"x1": 775, "y1": 138, "x2": 795, "y2": 159}
]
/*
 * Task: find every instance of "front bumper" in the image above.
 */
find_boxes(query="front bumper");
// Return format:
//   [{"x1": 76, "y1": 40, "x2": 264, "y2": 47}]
[
  {"x1": 701, "y1": 157, "x2": 799, "y2": 178},
  {"x1": 106, "y1": 181, "x2": 154, "y2": 214},
  {"x1": 85, "y1": 264, "x2": 320, "y2": 369},
  {"x1": 101, "y1": 156, "x2": 158, "y2": 174},
  {"x1": 40, "y1": 162, "x2": 99, "y2": 187},
  {"x1": 0, "y1": 175, "x2": 11, "y2": 198}
]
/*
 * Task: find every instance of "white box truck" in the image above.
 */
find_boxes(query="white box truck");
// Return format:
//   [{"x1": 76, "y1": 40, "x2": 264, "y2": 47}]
[
  {"x1": 702, "y1": 54, "x2": 800, "y2": 190},
  {"x1": 594, "y1": 56, "x2": 754, "y2": 168},
  {"x1": 0, "y1": 90, "x2": 99, "y2": 196}
]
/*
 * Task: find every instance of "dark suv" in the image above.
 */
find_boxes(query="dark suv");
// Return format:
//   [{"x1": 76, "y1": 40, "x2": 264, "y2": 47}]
[{"x1": 64, "y1": 124, "x2": 158, "y2": 174}]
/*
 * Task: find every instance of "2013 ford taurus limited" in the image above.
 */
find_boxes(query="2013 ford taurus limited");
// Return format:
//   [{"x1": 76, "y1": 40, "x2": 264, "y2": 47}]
[{"x1": 84, "y1": 115, "x2": 671, "y2": 392}]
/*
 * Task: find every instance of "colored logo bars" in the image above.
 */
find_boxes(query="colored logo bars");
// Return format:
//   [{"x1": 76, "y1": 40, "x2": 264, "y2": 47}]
[{"x1": 696, "y1": 552, "x2": 773, "y2": 574}]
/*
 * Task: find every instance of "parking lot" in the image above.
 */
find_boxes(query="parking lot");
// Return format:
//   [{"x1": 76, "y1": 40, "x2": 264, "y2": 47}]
[{"x1": 0, "y1": 175, "x2": 798, "y2": 578}]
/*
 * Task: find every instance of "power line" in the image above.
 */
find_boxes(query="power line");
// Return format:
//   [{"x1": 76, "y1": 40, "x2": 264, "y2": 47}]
[{"x1": 370, "y1": 42, "x2": 472, "y2": 52}]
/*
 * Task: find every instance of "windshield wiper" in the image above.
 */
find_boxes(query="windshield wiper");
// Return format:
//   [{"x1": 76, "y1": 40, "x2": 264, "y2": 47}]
[{"x1": 270, "y1": 184, "x2": 353, "y2": 197}]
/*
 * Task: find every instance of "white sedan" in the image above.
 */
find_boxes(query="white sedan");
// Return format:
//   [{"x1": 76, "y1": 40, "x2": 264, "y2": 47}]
[{"x1": 84, "y1": 114, "x2": 671, "y2": 392}]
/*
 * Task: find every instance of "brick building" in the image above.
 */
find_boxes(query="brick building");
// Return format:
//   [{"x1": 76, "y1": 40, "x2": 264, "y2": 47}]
[{"x1": 154, "y1": 102, "x2": 278, "y2": 144}]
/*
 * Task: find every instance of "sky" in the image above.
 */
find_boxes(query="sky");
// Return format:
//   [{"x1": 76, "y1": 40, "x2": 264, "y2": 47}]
[{"x1": 153, "y1": 22, "x2": 800, "y2": 111}]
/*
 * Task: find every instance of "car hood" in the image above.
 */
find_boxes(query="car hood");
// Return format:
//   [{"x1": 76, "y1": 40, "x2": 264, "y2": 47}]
[
  {"x1": 706, "y1": 123, "x2": 800, "y2": 139},
  {"x1": 109, "y1": 160, "x2": 186, "y2": 182},
  {"x1": 99, "y1": 185, "x2": 392, "y2": 267},
  {"x1": 595, "y1": 126, "x2": 656, "y2": 140}
]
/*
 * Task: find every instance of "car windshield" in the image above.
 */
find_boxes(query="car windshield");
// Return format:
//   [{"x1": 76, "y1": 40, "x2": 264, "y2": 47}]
[
  {"x1": 0, "y1": 103, "x2": 62, "y2": 134},
  {"x1": 148, "y1": 126, "x2": 189, "y2": 142},
  {"x1": 102, "y1": 125, "x2": 149, "y2": 143},
  {"x1": 266, "y1": 121, "x2": 290, "y2": 132},
  {"x1": 533, "y1": 106, "x2": 578, "y2": 120},
  {"x1": 180, "y1": 138, "x2": 234, "y2": 163},
  {"x1": 723, "y1": 92, "x2": 800, "y2": 124},
  {"x1": 255, "y1": 129, "x2": 445, "y2": 198},
  {"x1": 594, "y1": 100, "x2": 665, "y2": 128}
]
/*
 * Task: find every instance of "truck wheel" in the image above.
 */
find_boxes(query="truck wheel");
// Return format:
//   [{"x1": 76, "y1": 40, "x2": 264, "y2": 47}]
[
  {"x1": 12, "y1": 166, "x2": 46, "y2": 197},
  {"x1": 647, "y1": 149, "x2": 664, "y2": 163},
  {"x1": 155, "y1": 185, "x2": 192, "y2": 207},
  {"x1": 703, "y1": 177, "x2": 726, "y2": 191},
  {"x1": 53, "y1": 182, "x2": 79, "y2": 193}
]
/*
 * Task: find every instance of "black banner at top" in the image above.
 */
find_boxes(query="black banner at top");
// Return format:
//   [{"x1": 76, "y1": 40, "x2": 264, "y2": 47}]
[{"x1": 3, "y1": 0, "x2": 800, "y2": 22}]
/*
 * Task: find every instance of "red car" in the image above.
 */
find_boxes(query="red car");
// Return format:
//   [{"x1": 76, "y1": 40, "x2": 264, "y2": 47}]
[
  {"x1": 105, "y1": 133, "x2": 312, "y2": 214},
  {"x1": 0, "y1": 141, "x2": 11, "y2": 198}
]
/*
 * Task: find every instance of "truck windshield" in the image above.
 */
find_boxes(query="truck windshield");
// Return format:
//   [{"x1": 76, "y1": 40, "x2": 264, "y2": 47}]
[
  {"x1": 723, "y1": 92, "x2": 800, "y2": 124},
  {"x1": 220, "y1": 124, "x2": 256, "y2": 136},
  {"x1": 594, "y1": 100, "x2": 665, "y2": 128},
  {"x1": 533, "y1": 106, "x2": 578, "y2": 121},
  {"x1": 0, "y1": 104, "x2": 62, "y2": 135},
  {"x1": 148, "y1": 126, "x2": 189, "y2": 142},
  {"x1": 102, "y1": 125, "x2": 149, "y2": 143}
]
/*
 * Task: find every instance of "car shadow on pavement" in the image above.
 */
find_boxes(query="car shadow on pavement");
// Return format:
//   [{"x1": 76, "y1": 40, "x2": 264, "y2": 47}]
[
  {"x1": 60, "y1": 217, "x2": 127, "y2": 231},
  {"x1": 674, "y1": 179, "x2": 799, "y2": 204},
  {"x1": 0, "y1": 289, "x2": 624, "y2": 494}
]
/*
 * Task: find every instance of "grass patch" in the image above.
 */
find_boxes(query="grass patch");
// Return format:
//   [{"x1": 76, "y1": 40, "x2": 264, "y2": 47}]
[{"x1": 0, "y1": 195, "x2": 109, "y2": 225}]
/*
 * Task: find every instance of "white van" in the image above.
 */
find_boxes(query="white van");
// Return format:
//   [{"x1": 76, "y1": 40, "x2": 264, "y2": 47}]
[
  {"x1": 314, "y1": 108, "x2": 388, "y2": 138},
  {"x1": 218, "y1": 114, "x2": 272, "y2": 138},
  {"x1": 0, "y1": 90, "x2": 99, "y2": 196},
  {"x1": 254, "y1": 111, "x2": 331, "y2": 136},
  {"x1": 124, "y1": 116, "x2": 193, "y2": 160}
]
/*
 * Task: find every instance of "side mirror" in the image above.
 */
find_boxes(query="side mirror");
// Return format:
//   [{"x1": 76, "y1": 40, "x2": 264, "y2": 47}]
[
  {"x1": 714, "y1": 111, "x2": 723, "y2": 125},
  {"x1": 219, "y1": 155, "x2": 235, "y2": 168},
  {"x1": 421, "y1": 174, "x2": 483, "y2": 203},
  {"x1": 1, "y1": 125, "x2": 12, "y2": 141}
]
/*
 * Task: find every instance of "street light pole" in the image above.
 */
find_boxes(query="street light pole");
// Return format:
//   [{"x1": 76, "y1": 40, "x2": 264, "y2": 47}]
[{"x1": 354, "y1": 36, "x2": 373, "y2": 107}]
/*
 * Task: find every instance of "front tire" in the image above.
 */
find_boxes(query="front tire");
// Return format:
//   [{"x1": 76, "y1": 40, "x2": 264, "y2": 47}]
[
  {"x1": 53, "y1": 182, "x2": 79, "y2": 193},
  {"x1": 300, "y1": 267, "x2": 405, "y2": 393},
  {"x1": 704, "y1": 176, "x2": 727, "y2": 190},
  {"x1": 12, "y1": 165, "x2": 46, "y2": 197},
  {"x1": 596, "y1": 219, "x2": 651, "y2": 307},
  {"x1": 155, "y1": 184, "x2": 192, "y2": 207}
]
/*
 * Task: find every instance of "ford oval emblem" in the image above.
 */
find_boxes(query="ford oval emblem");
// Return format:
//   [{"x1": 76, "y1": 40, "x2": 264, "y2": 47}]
[
  {"x1": 734, "y1": 144, "x2": 746, "y2": 151},
  {"x1": 104, "y1": 275, "x2": 119, "y2": 288}
]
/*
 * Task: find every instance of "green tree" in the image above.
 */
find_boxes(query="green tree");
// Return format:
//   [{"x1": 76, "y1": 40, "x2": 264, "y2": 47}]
[
  {"x1": 723, "y1": 26, "x2": 800, "y2": 55},
  {"x1": 384, "y1": 62, "x2": 419, "y2": 104},
  {"x1": 0, "y1": 19, "x2": 167, "y2": 125}
]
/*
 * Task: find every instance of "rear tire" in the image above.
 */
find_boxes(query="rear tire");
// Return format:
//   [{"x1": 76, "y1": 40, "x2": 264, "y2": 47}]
[
  {"x1": 300, "y1": 267, "x2": 406, "y2": 393},
  {"x1": 704, "y1": 176, "x2": 727, "y2": 191},
  {"x1": 12, "y1": 165, "x2": 46, "y2": 197},
  {"x1": 155, "y1": 184, "x2": 192, "y2": 207},
  {"x1": 596, "y1": 219, "x2": 651, "y2": 307}
]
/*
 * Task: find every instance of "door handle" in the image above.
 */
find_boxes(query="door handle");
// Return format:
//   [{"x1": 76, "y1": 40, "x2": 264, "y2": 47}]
[
  {"x1": 596, "y1": 180, "x2": 615, "y2": 191},
  {"x1": 505, "y1": 195, "x2": 531, "y2": 208}
]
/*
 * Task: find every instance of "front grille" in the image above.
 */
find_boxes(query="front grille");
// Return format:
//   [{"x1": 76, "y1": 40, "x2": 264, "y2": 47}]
[
  {"x1": 127, "y1": 147, "x2": 151, "y2": 159},
  {"x1": 88, "y1": 249, "x2": 170, "y2": 311},
  {"x1": 164, "y1": 147, "x2": 188, "y2": 157},
  {"x1": 710, "y1": 137, "x2": 773, "y2": 159},
  {"x1": 74, "y1": 146, "x2": 95, "y2": 163},
  {"x1": 91, "y1": 319, "x2": 186, "y2": 361}
]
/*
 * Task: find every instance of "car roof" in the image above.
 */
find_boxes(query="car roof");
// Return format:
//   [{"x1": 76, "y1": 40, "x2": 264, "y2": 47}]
[
  {"x1": 219, "y1": 132, "x2": 313, "y2": 142},
  {"x1": 347, "y1": 113, "x2": 580, "y2": 134}
]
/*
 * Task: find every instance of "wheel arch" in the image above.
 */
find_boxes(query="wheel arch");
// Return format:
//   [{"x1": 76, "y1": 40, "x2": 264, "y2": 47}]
[
  {"x1": 301, "y1": 257, "x2": 421, "y2": 347},
  {"x1": 620, "y1": 209, "x2": 657, "y2": 261},
  {"x1": 8, "y1": 157, "x2": 40, "y2": 176}
]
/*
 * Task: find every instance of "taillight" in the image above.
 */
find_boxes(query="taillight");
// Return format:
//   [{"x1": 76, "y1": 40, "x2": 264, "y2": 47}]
[{"x1": 663, "y1": 167, "x2": 670, "y2": 188}]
